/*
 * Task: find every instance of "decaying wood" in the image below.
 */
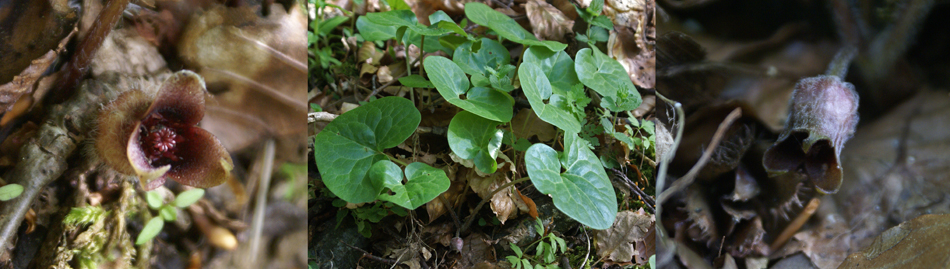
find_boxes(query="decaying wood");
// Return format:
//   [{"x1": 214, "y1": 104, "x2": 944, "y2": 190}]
[{"x1": 0, "y1": 79, "x2": 106, "y2": 256}]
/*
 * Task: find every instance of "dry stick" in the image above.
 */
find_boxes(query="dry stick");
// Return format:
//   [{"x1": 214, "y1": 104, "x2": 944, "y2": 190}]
[
  {"x1": 206, "y1": 67, "x2": 308, "y2": 111},
  {"x1": 51, "y1": 0, "x2": 130, "y2": 104},
  {"x1": 653, "y1": 91, "x2": 685, "y2": 261},
  {"x1": 248, "y1": 139, "x2": 276, "y2": 266},
  {"x1": 769, "y1": 198, "x2": 821, "y2": 252},
  {"x1": 0, "y1": 80, "x2": 106, "y2": 255},
  {"x1": 658, "y1": 108, "x2": 742, "y2": 205},
  {"x1": 459, "y1": 177, "x2": 531, "y2": 234},
  {"x1": 609, "y1": 168, "x2": 654, "y2": 213},
  {"x1": 340, "y1": 240, "x2": 398, "y2": 264}
]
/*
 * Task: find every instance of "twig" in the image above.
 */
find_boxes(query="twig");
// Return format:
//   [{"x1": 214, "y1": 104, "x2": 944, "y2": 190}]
[
  {"x1": 0, "y1": 79, "x2": 106, "y2": 255},
  {"x1": 658, "y1": 108, "x2": 741, "y2": 205},
  {"x1": 769, "y1": 198, "x2": 820, "y2": 252},
  {"x1": 610, "y1": 169, "x2": 655, "y2": 213},
  {"x1": 248, "y1": 139, "x2": 276, "y2": 266},
  {"x1": 341, "y1": 240, "x2": 398, "y2": 264}
]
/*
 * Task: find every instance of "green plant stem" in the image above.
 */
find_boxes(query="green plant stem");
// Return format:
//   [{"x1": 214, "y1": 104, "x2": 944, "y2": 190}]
[
  {"x1": 386, "y1": 154, "x2": 409, "y2": 166},
  {"x1": 405, "y1": 39, "x2": 415, "y2": 106},
  {"x1": 460, "y1": 176, "x2": 531, "y2": 233}
]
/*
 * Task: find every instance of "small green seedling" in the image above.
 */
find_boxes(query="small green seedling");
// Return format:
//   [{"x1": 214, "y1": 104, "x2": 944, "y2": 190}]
[
  {"x1": 136, "y1": 188, "x2": 205, "y2": 245},
  {"x1": 0, "y1": 183, "x2": 24, "y2": 201},
  {"x1": 505, "y1": 218, "x2": 567, "y2": 269}
]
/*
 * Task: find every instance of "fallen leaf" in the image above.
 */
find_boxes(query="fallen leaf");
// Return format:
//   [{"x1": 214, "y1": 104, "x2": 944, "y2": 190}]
[
  {"x1": 593, "y1": 209, "x2": 655, "y2": 264},
  {"x1": 525, "y1": 0, "x2": 574, "y2": 43},
  {"x1": 510, "y1": 108, "x2": 557, "y2": 142},
  {"x1": 838, "y1": 214, "x2": 950, "y2": 268}
]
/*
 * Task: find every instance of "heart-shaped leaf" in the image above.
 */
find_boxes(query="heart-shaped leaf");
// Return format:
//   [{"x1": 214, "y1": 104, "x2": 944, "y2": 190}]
[
  {"x1": 518, "y1": 62, "x2": 582, "y2": 134},
  {"x1": 314, "y1": 97, "x2": 421, "y2": 204},
  {"x1": 365, "y1": 10, "x2": 452, "y2": 37},
  {"x1": 377, "y1": 162, "x2": 451, "y2": 209},
  {"x1": 424, "y1": 56, "x2": 513, "y2": 122},
  {"x1": 464, "y1": 3, "x2": 566, "y2": 52},
  {"x1": 448, "y1": 111, "x2": 504, "y2": 174},
  {"x1": 575, "y1": 48, "x2": 642, "y2": 111},
  {"x1": 398, "y1": 75, "x2": 434, "y2": 88},
  {"x1": 356, "y1": 16, "x2": 397, "y2": 42},
  {"x1": 523, "y1": 46, "x2": 580, "y2": 93},
  {"x1": 525, "y1": 134, "x2": 617, "y2": 229},
  {"x1": 453, "y1": 38, "x2": 511, "y2": 77}
]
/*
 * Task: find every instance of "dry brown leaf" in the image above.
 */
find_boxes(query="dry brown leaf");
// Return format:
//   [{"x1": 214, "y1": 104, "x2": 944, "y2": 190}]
[
  {"x1": 525, "y1": 0, "x2": 574, "y2": 43},
  {"x1": 178, "y1": 3, "x2": 307, "y2": 152},
  {"x1": 426, "y1": 165, "x2": 465, "y2": 223},
  {"x1": 465, "y1": 166, "x2": 516, "y2": 224},
  {"x1": 835, "y1": 90, "x2": 950, "y2": 251},
  {"x1": 510, "y1": 108, "x2": 557, "y2": 142},
  {"x1": 593, "y1": 209, "x2": 655, "y2": 264},
  {"x1": 838, "y1": 214, "x2": 950, "y2": 268},
  {"x1": 784, "y1": 213, "x2": 850, "y2": 269},
  {"x1": 604, "y1": 0, "x2": 654, "y2": 89}
]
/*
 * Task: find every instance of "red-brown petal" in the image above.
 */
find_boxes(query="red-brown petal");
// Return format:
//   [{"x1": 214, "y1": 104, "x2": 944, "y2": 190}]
[
  {"x1": 127, "y1": 121, "x2": 172, "y2": 190},
  {"x1": 96, "y1": 89, "x2": 152, "y2": 175},
  {"x1": 164, "y1": 126, "x2": 233, "y2": 188},
  {"x1": 146, "y1": 70, "x2": 206, "y2": 126}
]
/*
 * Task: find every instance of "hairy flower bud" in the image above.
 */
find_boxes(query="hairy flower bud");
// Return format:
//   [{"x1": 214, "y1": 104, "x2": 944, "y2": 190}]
[{"x1": 762, "y1": 75, "x2": 859, "y2": 194}]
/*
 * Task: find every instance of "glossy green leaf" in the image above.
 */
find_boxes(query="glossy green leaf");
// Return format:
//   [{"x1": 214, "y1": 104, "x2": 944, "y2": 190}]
[
  {"x1": 430, "y1": 11, "x2": 468, "y2": 38},
  {"x1": 384, "y1": 0, "x2": 411, "y2": 10},
  {"x1": 314, "y1": 97, "x2": 421, "y2": 204},
  {"x1": 377, "y1": 162, "x2": 450, "y2": 209},
  {"x1": 398, "y1": 75, "x2": 434, "y2": 88},
  {"x1": 575, "y1": 48, "x2": 641, "y2": 111},
  {"x1": 590, "y1": 16, "x2": 614, "y2": 30},
  {"x1": 523, "y1": 46, "x2": 579, "y2": 93},
  {"x1": 518, "y1": 62, "x2": 582, "y2": 134},
  {"x1": 589, "y1": 0, "x2": 604, "y2": 15},
  {"x1": 525, "y1": 134, "x2": 617, "y2": 229},
  {"x1": 366, "y1": 10, "x2": 451, "y2": 36},
  {"x1": 424, "y1": 56, "x2": 513, "y2": 122},
  {"x1": 464, "y1": 3, "x2": 566, "y2": 51},
  {"x1": 356, "y1": 16, "x2": 396, "y2": 42},
  {"x1": 448, "y1": 111, "x2": 503, "y2": 174},
  {"x1": 318, "y1": 16, "x2": 349, "y2": 36},
  {"x1": 136, "y1": 216, "x2": 164, "y2": 245},
  {"x1": 453, "y1": 39, "x2": 510, "y2": 77},
  {"x1": 173, "y1": 188, "x2": 204, "y2": 208}
]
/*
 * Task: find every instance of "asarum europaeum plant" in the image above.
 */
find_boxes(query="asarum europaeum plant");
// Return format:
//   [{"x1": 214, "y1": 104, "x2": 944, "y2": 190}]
[
  {"x1": 95, "y1": 70, "x2": 233, "y2": 191},
  {"x1": 762, "y1": 74, "x2": 859, "y2": 194}
]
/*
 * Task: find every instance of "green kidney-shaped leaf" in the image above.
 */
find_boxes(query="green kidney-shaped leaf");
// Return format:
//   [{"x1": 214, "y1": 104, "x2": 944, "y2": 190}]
[
  {"x1": 453, "y1": 38, "x2": 510, "y2": 77},
  {"x1": 525, "y1": 134, "x2": 616, "y2": 229},
  {"x1": 424, "y1": 56, "x2": 513, "y2": 122},
  {"x1": 464, "y1": 3, "x2": 566, "y2": 52},
  {"x1": 377, "y1": 162, "x2": 451, "y2": 209},
  {"x1": 574, "y1": 48, "x2": 641, "y2": 111},
  {"x1": 448, "y1": 111, "x2": 503, "y2": 174},
  {"x1": 365, "y1": 10, "x2": 451, "y2": 37},
  {"x1": 523, "y1": 46, "x2": 579, "y2": 93},
  {"x1": 314, "y1": 97, "x2": 421, "y2": 204},
  {"x1": 356, "y1": 16, "x2": 397, "y2": 42},
  {"x1": 518, "y1": 62, "x2": 582, "y2": 134}
]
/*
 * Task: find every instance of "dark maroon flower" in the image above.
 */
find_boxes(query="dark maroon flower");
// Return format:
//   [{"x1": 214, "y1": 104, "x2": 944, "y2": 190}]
[
  {"x1": 762, "y1": 75, "x2": 859, "y2": 194},
  {"x1": 96, "y1": 70, "x2": 233, "y2": 190}
]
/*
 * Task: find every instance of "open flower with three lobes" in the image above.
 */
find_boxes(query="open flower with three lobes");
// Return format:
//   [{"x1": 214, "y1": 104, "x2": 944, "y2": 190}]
[{"x1": 96, "y1": 70, "x2": 233, "y2": 190}]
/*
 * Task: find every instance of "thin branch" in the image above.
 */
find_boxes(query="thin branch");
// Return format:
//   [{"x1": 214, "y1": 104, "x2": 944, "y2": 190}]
[
  {"x1": 0, "y1": 79, "x2": 107, "y2": 254},
  {"x1": 658, "y1": 108, "x2": 742, "y2": 205}
]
